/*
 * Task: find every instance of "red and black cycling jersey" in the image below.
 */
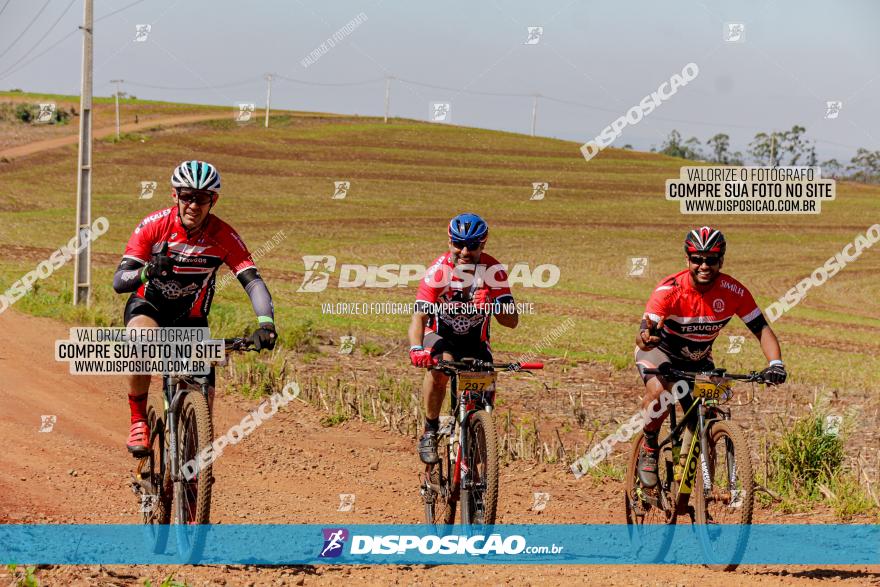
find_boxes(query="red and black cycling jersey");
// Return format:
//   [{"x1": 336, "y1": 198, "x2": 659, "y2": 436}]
[
  {"x1": 642, "y1": 269, "x2": 767, "y2": 362},
  {"x1": 415, "y1": 252, "x2": 514, "y2": 346},
  {"x1": 115, "y1": 206, "x2": 263, "y2": 323}
]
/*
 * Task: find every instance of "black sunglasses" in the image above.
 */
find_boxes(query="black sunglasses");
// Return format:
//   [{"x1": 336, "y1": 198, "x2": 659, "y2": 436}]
[
  {"x1": 689, "y1": 254, "x2": 721, "y2": 266},
  {"x1": 451, "y1": 239, "x2": 484, "y2": 250},
  {"x1": 176, "y1": 190, "x2": 214, "y2": 206}
]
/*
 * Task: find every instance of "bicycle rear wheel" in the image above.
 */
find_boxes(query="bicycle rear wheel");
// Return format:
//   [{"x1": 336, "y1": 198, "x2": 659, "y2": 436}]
[
  {"x1": 694, "y1": 420, "x2": 754, "y2": 571},
  {"x1": 424, "y1": 433, "x2": 456, "y2": 526},
  {"x1": 624, "y1": 430, "x2": 676, "y2": 562},
  {"x1": 174, "y1": 391, "x2": 213, "y2": 561},
  {"x1": 461, "y1": 410, "x2": 498, "y2": 526}
]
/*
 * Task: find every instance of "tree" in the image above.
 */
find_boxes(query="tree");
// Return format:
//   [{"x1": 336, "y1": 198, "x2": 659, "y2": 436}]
[
  {"x1": 848, "y1": 148, "x2": 880, "y2": 183},
  {"x1": 778, "y1": 125, "x2": 814, "y2": 166},
  {"x1": 707, "y1": 133, "x2": 730, "y2": 164},
  {"x1": 821, "y1": 159, "x2": 843, "y2": 179},
  {"x1": 748, "y1": 131, "x2": 785, "y2": 166},
  {"x1": 658, "y1": 130, "x2": 703, "y2": 160}
]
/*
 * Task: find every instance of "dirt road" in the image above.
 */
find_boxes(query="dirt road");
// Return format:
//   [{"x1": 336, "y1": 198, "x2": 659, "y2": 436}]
[
  {"x1": 0, "y1": 309, "x2": 876, "y2": 586},
  {"x1": 0, "y1": 113, "x2": 227, "y2": 160}
]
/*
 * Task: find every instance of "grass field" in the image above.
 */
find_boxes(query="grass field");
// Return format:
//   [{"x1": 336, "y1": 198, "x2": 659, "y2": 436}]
[{"x1": 1, "y1": 92, "x2": 878, "y2": 391}]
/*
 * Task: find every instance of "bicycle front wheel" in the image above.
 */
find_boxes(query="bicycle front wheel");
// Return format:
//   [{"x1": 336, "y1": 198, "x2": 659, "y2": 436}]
[
  {"x1": 694, "y1": 420, "x2": 754, "y2": 571},
  {"x1": 461, "y1": 410, "x2": 498, "y2": 526},
  {"x1": 174, "y1": 391, "x2": 213, "y2": 561},
  {"x1": 424, "y1": 433, "x2": 456, "y2": 526}
]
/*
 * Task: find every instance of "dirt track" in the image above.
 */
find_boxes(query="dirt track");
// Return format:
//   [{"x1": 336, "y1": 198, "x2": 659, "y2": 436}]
[
  {"x1": 0, "y1": 113, "x2": 227, "y2": 160},
  {"x1": 0, "y1": 309, "x2": 877, "y2": 586}
]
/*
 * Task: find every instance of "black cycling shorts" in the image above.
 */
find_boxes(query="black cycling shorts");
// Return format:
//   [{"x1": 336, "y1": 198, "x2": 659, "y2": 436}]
[
  {"x1": 424, "y1": 332, "x2": 493, "y2": 363},
  {"x1": 123, "y1": 294, "x2": 215, "y2": 387}
]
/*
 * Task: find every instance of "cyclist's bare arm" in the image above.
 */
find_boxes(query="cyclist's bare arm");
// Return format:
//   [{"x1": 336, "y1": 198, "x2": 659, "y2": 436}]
[
  {"x1": 635, "y1": 317, "x2": 664, "y2": 351},
  {"x1": 409, "y1": 311, "x2": 429, "y2": 347},
  {"x1": 495, "y1": 301, "x2": 518, "y2": 329},
  {"x1": 755, "y1": 324, "x2": 782, "y2": 363}
]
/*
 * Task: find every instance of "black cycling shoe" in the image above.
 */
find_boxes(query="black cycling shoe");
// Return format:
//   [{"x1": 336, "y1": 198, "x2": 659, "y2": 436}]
[
  {"x1": 637, "y1": 442, "x2": 659, "y2": 487},
  {"x1": 418, "y1": 431, "x2": 439, "y2": 465}
]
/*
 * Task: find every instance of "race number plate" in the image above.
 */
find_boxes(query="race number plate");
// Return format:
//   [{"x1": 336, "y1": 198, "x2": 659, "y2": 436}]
[
  {"x1": 692, "y1": 381, "x2": 733, "y2": 400},
  {"x1": 458, "y1": 371, "x2": 496, "y2": 393}
]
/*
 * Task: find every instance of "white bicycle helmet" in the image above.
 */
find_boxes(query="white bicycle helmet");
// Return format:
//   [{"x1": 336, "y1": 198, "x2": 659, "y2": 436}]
[{"x1": 171, "y1": 160, "x2": 221, "y2": 192}]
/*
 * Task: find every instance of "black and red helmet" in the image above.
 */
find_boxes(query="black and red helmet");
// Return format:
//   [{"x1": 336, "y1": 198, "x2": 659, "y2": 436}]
[{"x1": 684, "y1": 226, "x2": 726, "y2": 256}]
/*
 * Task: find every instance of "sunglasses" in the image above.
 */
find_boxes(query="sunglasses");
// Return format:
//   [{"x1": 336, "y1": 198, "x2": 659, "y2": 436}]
[
  {"x1": 176, "y1": 190, "x2": 214, "y2": 206},
  {"x1": 451, "y1": 239, "x2": 485, "y2": 251},
  {"x1": 688, "y1": 255, "x2": 721, "y2": 266}
]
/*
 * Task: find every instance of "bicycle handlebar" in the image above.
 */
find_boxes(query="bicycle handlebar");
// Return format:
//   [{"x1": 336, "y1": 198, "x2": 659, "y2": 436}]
[
  {"x1": 642, "y1": 365, "x2": 765, "y2": 384},
  {"x1": 431, "y1": 358, "x2": 544, "y2": 372},
  {"x1": 222, "y1": 336, "x2": 257, "y2": 352}
]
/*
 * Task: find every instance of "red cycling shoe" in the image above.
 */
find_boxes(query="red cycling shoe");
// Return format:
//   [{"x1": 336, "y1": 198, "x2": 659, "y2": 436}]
[{"x1": 127, "y1": 420, "x2": 151, "y2": 457}]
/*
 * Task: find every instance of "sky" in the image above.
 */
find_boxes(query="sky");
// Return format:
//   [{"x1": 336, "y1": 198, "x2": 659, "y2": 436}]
[{"x1": 1, "y1": 0, "x2": 878, "y2": 162}]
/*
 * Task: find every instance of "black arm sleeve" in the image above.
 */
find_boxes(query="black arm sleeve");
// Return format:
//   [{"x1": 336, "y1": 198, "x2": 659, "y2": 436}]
[
  {"x1": 113, "y1": 258, "x2": 145, "y2": 294},
  {"x1": 237, "y1": 267, "x2": 274, "y2": 323},
  {"x1": 746, "y1": 313, "x2": 769, "y2": 336}
]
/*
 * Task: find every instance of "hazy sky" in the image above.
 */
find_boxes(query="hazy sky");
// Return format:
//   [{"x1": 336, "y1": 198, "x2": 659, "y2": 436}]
[{"x1": 1, "y1": 0, "x2": 878, "y2": 162}]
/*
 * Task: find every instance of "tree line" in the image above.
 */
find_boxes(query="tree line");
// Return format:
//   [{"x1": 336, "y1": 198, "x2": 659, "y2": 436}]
[{"x1": 649, "y1": 126, "x2": 880, "y2": 183}]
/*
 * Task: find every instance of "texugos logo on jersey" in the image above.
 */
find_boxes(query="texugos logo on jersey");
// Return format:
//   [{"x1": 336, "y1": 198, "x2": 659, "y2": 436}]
[
  {"x1": 349, "y1": 534, "x2": 527, "y2": 555},
  {"x1": 297, "y1": 256, "x2": 560, "y2": 293}
]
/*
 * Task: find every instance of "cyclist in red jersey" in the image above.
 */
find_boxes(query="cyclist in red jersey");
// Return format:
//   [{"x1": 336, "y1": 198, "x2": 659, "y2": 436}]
[
  {"x1": 113, "y1": 160, "x2": 277, "y2": 457},
  {"x1": 408, "y1": 213, "x2": 519, "y2": 464},
  {"x1": 634, "y1": 226, "x2": 786, "y2": 487}
]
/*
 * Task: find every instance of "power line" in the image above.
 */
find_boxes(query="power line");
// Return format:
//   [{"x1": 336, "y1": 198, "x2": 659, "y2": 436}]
[
  {"x1": 0, "y1": 0, "x2": 77, "y2": 78},
  {"x1": 94, "y1": 0, "x2": 147, "y2": 24},
  {"x1": 123, "y1": 77, "x2": 264, "y2": 91},
  {"x1": 0, "y1": 0, "x2": 53, "y2": 61},
  {"x1": 273, "y1": 73, "x2": 384, "y2": 87},
  {"x1": 0, "y1": 0, "x2": 147, "y2": 82},
  {"x1": 0, "y1": 0, "x2": 12, "y2": 18},
  {"x1": 395, "y1": 76, "x2": 535, "y2": 98}
]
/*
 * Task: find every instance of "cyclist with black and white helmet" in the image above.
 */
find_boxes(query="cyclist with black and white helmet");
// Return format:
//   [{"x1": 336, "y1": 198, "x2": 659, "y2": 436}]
[
  {"x1": 408, "y1": 213, "x2": 519, "y2": 464},
  {"x1": 113, "y1": 160, "x2": 278, "y2": 456},
  {"x1": 633, "y1": 226, "x2": 786, "y2": 487}
]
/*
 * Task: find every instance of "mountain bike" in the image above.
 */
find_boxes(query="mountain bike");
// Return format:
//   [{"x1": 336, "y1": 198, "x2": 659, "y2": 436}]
[
  {"x1": 420, "y1": 358, "x2": 543, "y2": 527},
  {"x1": 131, "y1": 336, "x2": 255, "y2": 561},
  {"x1": 624, "y1": 365, "x2": 766, "y2": 571}
]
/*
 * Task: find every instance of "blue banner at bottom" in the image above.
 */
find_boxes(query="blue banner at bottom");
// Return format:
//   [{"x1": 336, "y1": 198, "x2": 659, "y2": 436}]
[{"x1": 0, "y1": 524, "x2": 876, "y2": 565}]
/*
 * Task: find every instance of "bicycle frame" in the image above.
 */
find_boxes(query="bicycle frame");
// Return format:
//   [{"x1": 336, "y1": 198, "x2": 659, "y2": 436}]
[
  {"x1": 644, "y1": 367, "x2": 762, "y2": 514},
  {"x1": 445, "y1": 367, "x2": 495, "y2": 508},
  {"x1": 162, "y1": 373, "x2": 212, "y2": 486}
]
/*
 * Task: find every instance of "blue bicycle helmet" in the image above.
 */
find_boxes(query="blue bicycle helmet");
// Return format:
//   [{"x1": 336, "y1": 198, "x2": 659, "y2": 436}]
[{"x1": 448, "y1": 213, "x2": 488, "y2": 247}]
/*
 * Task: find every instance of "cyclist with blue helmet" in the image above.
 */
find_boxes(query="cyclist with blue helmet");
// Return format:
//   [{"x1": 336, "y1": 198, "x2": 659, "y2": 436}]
[{"x1": 408, "y1": 213, "x2": 519, "y2": 464}]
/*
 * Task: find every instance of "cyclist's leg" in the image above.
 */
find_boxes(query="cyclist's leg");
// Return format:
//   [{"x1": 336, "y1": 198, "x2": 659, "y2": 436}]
[
  {"x1": 634, "y1": 347, "x2": 677, "y2": 486},
  {"x1": 124, "y1": 296, "x2": 162, "y2": 456},
  {"x1": 418, "y1": 333, "x2": 453, "y2": 464}
]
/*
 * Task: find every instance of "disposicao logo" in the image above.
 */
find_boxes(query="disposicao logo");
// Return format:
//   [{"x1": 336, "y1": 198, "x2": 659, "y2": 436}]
[{"x1": 319, "y1": 528, "x2": 349, "y2": 558}]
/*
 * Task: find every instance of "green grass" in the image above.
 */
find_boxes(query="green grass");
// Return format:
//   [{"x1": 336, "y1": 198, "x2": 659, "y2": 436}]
[
  {"x1": 1, "y1": 97, "x2": 878, "y2": 397},
  {"x1": 760, "y1": 410, "x2": 876, "y2": 520}
]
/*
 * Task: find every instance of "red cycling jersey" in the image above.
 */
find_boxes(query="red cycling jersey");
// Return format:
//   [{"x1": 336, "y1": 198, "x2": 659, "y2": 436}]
[
  {"x1": 415, "y1": 252, "x2": 514, "y2": 344},
  {"x1": 123, "y1": 207, "x2": 256, "y2": 321},
  {"x1": 643, "y1": 269, "x2": 765, "y2": 362}
]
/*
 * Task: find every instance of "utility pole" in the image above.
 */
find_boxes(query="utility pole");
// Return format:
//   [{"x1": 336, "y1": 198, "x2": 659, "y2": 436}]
[
  {"x1": 530, "y1": 94, "x2": 539, "y2": 137},
  {"x1": 110, "y1": 79, "x2": 123, "y2": 139},
  {"x1": 770, "y1": 132, "x2": 776, "y2": 167},
  {"x1": 264, "y1": 73, "x2": 273, "y2": 128},
  {"x1": 384, "y1": 76, "x2": 393, "y2": 123},
  {"x1": 73, "y1": 0, "x2": 93, "y2": 306}
]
